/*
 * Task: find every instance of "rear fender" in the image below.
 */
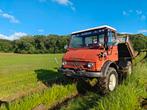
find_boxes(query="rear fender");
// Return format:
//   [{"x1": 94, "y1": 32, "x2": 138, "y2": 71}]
[{"x1": 101, "y1": 61, "x2": 118, "y2": 77}]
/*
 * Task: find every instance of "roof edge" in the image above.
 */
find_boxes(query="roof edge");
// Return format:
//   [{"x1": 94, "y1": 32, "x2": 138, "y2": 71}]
[{"x1": 72, "y1": 25, "x2": 116, "y2": 34}]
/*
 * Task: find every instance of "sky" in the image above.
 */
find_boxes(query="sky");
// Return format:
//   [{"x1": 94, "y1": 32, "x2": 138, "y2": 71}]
[{"x1": 0, "y1": 0, "x2": 147, "y2": 40}]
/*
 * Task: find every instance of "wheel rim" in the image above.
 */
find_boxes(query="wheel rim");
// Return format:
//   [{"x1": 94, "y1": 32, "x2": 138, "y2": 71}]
[{"x1": 109, "y1": 74, "x2": 116, "y2": 91}]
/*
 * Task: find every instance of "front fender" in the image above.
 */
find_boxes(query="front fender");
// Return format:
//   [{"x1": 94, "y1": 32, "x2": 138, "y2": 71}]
[{"x1": 101, "y1": 61, "x2": 118, "y2": 77}]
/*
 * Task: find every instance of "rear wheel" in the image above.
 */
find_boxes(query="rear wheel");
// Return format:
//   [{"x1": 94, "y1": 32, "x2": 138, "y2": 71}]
[{"x1": 97, "y1": 67, "x2": 118, "y2": 94}]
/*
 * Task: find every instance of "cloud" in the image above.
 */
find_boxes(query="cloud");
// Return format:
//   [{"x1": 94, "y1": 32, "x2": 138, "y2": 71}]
[
  {"x1": 122, "y1": 10, "x2": 133, "y2": 16},
  {"x1": 0, "y1": 9, "x2": 19, "y2": 23},
  {"x1": 122, "y1": 9, "x2": 146, "y2": 21},
  {"x1": 53, "y1": 0, "x2": 71, "y2": 5},
  {"x1": 136, "y1": 10, "x2": 142, "y2": 15},
  {"x1": 37, "y1": 29, "x2": 44, "y2": 33},
  {"x1": 53, "y1": 0, "x2": 75, "y2": 11},
  {"x1": 120, "y1": 32, "x2": 133, "y2": 34},
  {"x1": 39, "y1": 0, "x2": 75, "y2": 11},
  {"x1": 138, "y1": 29, "x2": 147, "y2": 33},
  {"x1": 140, "y1": 15, "x2": 146, "y2": 20},
  {"x1": 123, "y1": 11, "x2": 128, "y2": 16},
  {"x1": 0, "y1": 32, "x2": 27, "y2": 40}
]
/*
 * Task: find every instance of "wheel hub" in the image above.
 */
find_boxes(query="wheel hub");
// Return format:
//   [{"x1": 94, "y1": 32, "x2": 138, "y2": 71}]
[{"x1": 109, "y1": 74, "x2": 116, "y2": 91}]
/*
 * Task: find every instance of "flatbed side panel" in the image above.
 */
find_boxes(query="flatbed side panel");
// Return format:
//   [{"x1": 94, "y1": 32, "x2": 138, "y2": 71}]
[
  {"x1": 125, "y1": 37, "x2": 138, "y2": 58},
  {"x1": 118, "y1": 36, "x2": 138, "y2": 59}
]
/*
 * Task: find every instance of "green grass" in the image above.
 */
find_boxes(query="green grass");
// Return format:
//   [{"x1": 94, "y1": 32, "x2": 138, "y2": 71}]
[
  {"x1": 0, "y1": 53, "x2": 147, "y2": 110},
  {"x1": 1, "y1": 84, "x2": 78, "y2": 110},
  {"x1": 61, "y1": 59, "x2": 147, "y2": 110},
  {"x1": 0, "y1": 53, "x2": 79, "y2": 110},
  {"x1": 133, "y1": 52, "x2": 146, "y2": 64},
  {"x1": 92, "y1": 61, "x2": 147, "y2": 110},
  {"x1": 0, "y1": 53, "x2": 63, "y2": 100}
]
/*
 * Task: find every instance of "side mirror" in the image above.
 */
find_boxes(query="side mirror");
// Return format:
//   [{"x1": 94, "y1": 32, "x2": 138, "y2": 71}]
[{"x1": 64, "y1": 45, "x2": 68, "y2": 50}]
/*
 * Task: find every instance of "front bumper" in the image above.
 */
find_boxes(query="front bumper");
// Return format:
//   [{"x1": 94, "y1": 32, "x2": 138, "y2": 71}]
[{"x1": 59, "y1": 68, "x2": 103, "y2": 78}]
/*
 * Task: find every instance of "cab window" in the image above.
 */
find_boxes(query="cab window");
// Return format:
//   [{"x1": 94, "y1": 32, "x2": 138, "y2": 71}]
[{"x1": 108, "y1": 31, "x2": 116, "y2": 46}]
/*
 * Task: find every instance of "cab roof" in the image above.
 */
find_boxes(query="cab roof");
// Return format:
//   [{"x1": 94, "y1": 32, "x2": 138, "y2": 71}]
[{"x1": 72, "y1": 25, "x2": 116, "y2": 35}]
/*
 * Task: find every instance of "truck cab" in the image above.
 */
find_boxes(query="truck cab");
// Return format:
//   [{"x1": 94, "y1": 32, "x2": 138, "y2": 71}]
[{"x1": 59, "y1": 25, "x2": 135, "y2": 93}]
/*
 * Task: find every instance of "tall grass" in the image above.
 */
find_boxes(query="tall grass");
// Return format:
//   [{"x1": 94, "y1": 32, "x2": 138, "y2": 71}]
[
  {"x1": 1, "y1": 84, "x2": 78, "y2": 110},
  {"x1": 61, "y1": 60, "x2": 147, "y2": 110},
  {"x1": 93, "y1": 61, "x2": 147, "y2": 110},
  {"x1": 133, "y1": 52, "x2": 146, "y2": 64}
]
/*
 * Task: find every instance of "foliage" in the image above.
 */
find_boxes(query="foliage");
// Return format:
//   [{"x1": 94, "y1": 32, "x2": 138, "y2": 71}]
[
  {"x1": 0, "y1": 39, "x2": 13, "y2": 52},
  {"x1": 0, "y1": 35, "x2": 69, "y2": 54},
  {"x1": 118, "y1": 33, "x2": 147, "y2": 51},
  {"x1": 13, "y1": 35, "x2": 69, "y2": 54},
  {"x1": 133, "y1": 52, "x2": 147, "y2": 64},
  {"x1": 0, "y1": 33, "x2": 146, "y2": 54},
  {"x1": 129, "y1": 34, "x2": 147, "y2": 51}
]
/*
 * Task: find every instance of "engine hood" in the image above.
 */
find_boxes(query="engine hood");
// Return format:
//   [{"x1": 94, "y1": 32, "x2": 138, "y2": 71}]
[{"x1": 63, "y1": 49, "x2": 102, "y2": 62}]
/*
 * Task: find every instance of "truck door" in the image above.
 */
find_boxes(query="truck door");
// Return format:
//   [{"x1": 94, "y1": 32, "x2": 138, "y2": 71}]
[{"x1": 107, "y1": 31, "x2": 118, "y2": 61}]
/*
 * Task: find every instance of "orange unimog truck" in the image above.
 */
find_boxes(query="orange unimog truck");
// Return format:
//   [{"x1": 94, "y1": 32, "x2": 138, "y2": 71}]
[{"x1": 59, "y1": 25, "x2": 137, "y2": 94}]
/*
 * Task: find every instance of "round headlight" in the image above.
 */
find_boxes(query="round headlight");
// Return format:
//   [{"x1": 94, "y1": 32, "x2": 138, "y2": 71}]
[
  {"x1": 62, "y1": 61, "x2": 67, "y2": 66},
  {"x1": 87, "y1": 63, "x2": 94, "y2": 68}
]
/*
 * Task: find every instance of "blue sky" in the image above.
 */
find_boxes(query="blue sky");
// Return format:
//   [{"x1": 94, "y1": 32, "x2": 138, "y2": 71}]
[{"x1": 0, "y1": 0, "x2": 147, "y2": 40}]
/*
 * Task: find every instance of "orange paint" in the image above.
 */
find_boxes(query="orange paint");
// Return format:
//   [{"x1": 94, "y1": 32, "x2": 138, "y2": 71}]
[{"x1": 63, "y1": 46, "x2": 118, "y2": 72}]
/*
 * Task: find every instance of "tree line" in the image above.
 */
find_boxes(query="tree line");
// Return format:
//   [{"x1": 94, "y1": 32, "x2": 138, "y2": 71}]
[
  {"x1": 129, "y1": 34, "x2": 147, "y2": 51},
  {"x1": 0, "y1": 34, "x2": 146, "y2": 54},
  {"x1": 0, "y1": 35, "x2": 69, "y2": 54}
]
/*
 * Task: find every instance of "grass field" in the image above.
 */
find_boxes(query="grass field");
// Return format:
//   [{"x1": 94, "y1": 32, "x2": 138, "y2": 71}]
[
  {"x1": 0, "y1": 53, "x2": 63, "y2": 100},
  {"x1": 0, "y1": 53, "x2": 147, "y2": 110}
]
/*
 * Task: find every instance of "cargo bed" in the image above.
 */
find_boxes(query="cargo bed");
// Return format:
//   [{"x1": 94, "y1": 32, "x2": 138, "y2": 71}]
[{"x1": 118, "y1": 36, "x2": 138, "y2": 59}]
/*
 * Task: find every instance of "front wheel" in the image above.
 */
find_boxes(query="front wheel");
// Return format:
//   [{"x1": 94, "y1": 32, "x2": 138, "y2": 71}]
[{"x1": 97, "y1": 67, "x2": 118, "y2": 94}]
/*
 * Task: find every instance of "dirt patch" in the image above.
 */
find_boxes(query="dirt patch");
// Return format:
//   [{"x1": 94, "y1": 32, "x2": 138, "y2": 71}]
[
  {"x1": 141, "y1": 98, "x2": 147, "y2": 110},
  {"x1": 32, "y1": 104, "x2": 47, "y2": 110},
  {"x1": 49, "y1": 93, "x2": 79, "y2": 110}
]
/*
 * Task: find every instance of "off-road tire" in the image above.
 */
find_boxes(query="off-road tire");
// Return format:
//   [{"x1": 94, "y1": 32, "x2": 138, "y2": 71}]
[
  {"x1": 97, "y1": 67, "x2": 118, "y2": 95},
  {"x1": 76, "y1": 79, "x2": 92, "y2": 94}
]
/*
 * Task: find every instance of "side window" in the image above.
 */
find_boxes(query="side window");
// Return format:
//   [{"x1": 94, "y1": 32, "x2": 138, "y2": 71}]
[
  {"x1": 99, "y1": 34, "x2": 104, "y2": 45},
  {"x1": 85, "y1": 37, "x2": 92, "y2": 45},
  {"x1": 70, "y1": 37, "x2": 83, "y2": 48},
  {"x1": 112, "y1": 32, "x2": 116, "y2": 41},
  {"x1": 85, "y1": 36, "x2": 97, "y2": 46},
  {"x1": 108, "y1": 31, "x2": 116, "y2": 46}
]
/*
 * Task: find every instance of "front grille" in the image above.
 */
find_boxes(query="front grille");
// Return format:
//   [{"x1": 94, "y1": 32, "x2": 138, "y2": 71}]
[
  {"x1": 66, "y1": 61, "x2": 87, "y2": 70},
  {"x1": 67, "y1": 61, "x2": 86, "y2": 66}
]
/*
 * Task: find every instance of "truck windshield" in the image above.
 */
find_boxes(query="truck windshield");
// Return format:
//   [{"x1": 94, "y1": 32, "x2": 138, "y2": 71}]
[{"x1": 69, "y1": 33, "x2": 105, "y2": 48}]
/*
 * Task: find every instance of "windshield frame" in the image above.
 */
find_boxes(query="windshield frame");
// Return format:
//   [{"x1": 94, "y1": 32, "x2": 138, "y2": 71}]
[{"x1": 69, "y1": 29, "x2": 107, "y2": 49}]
